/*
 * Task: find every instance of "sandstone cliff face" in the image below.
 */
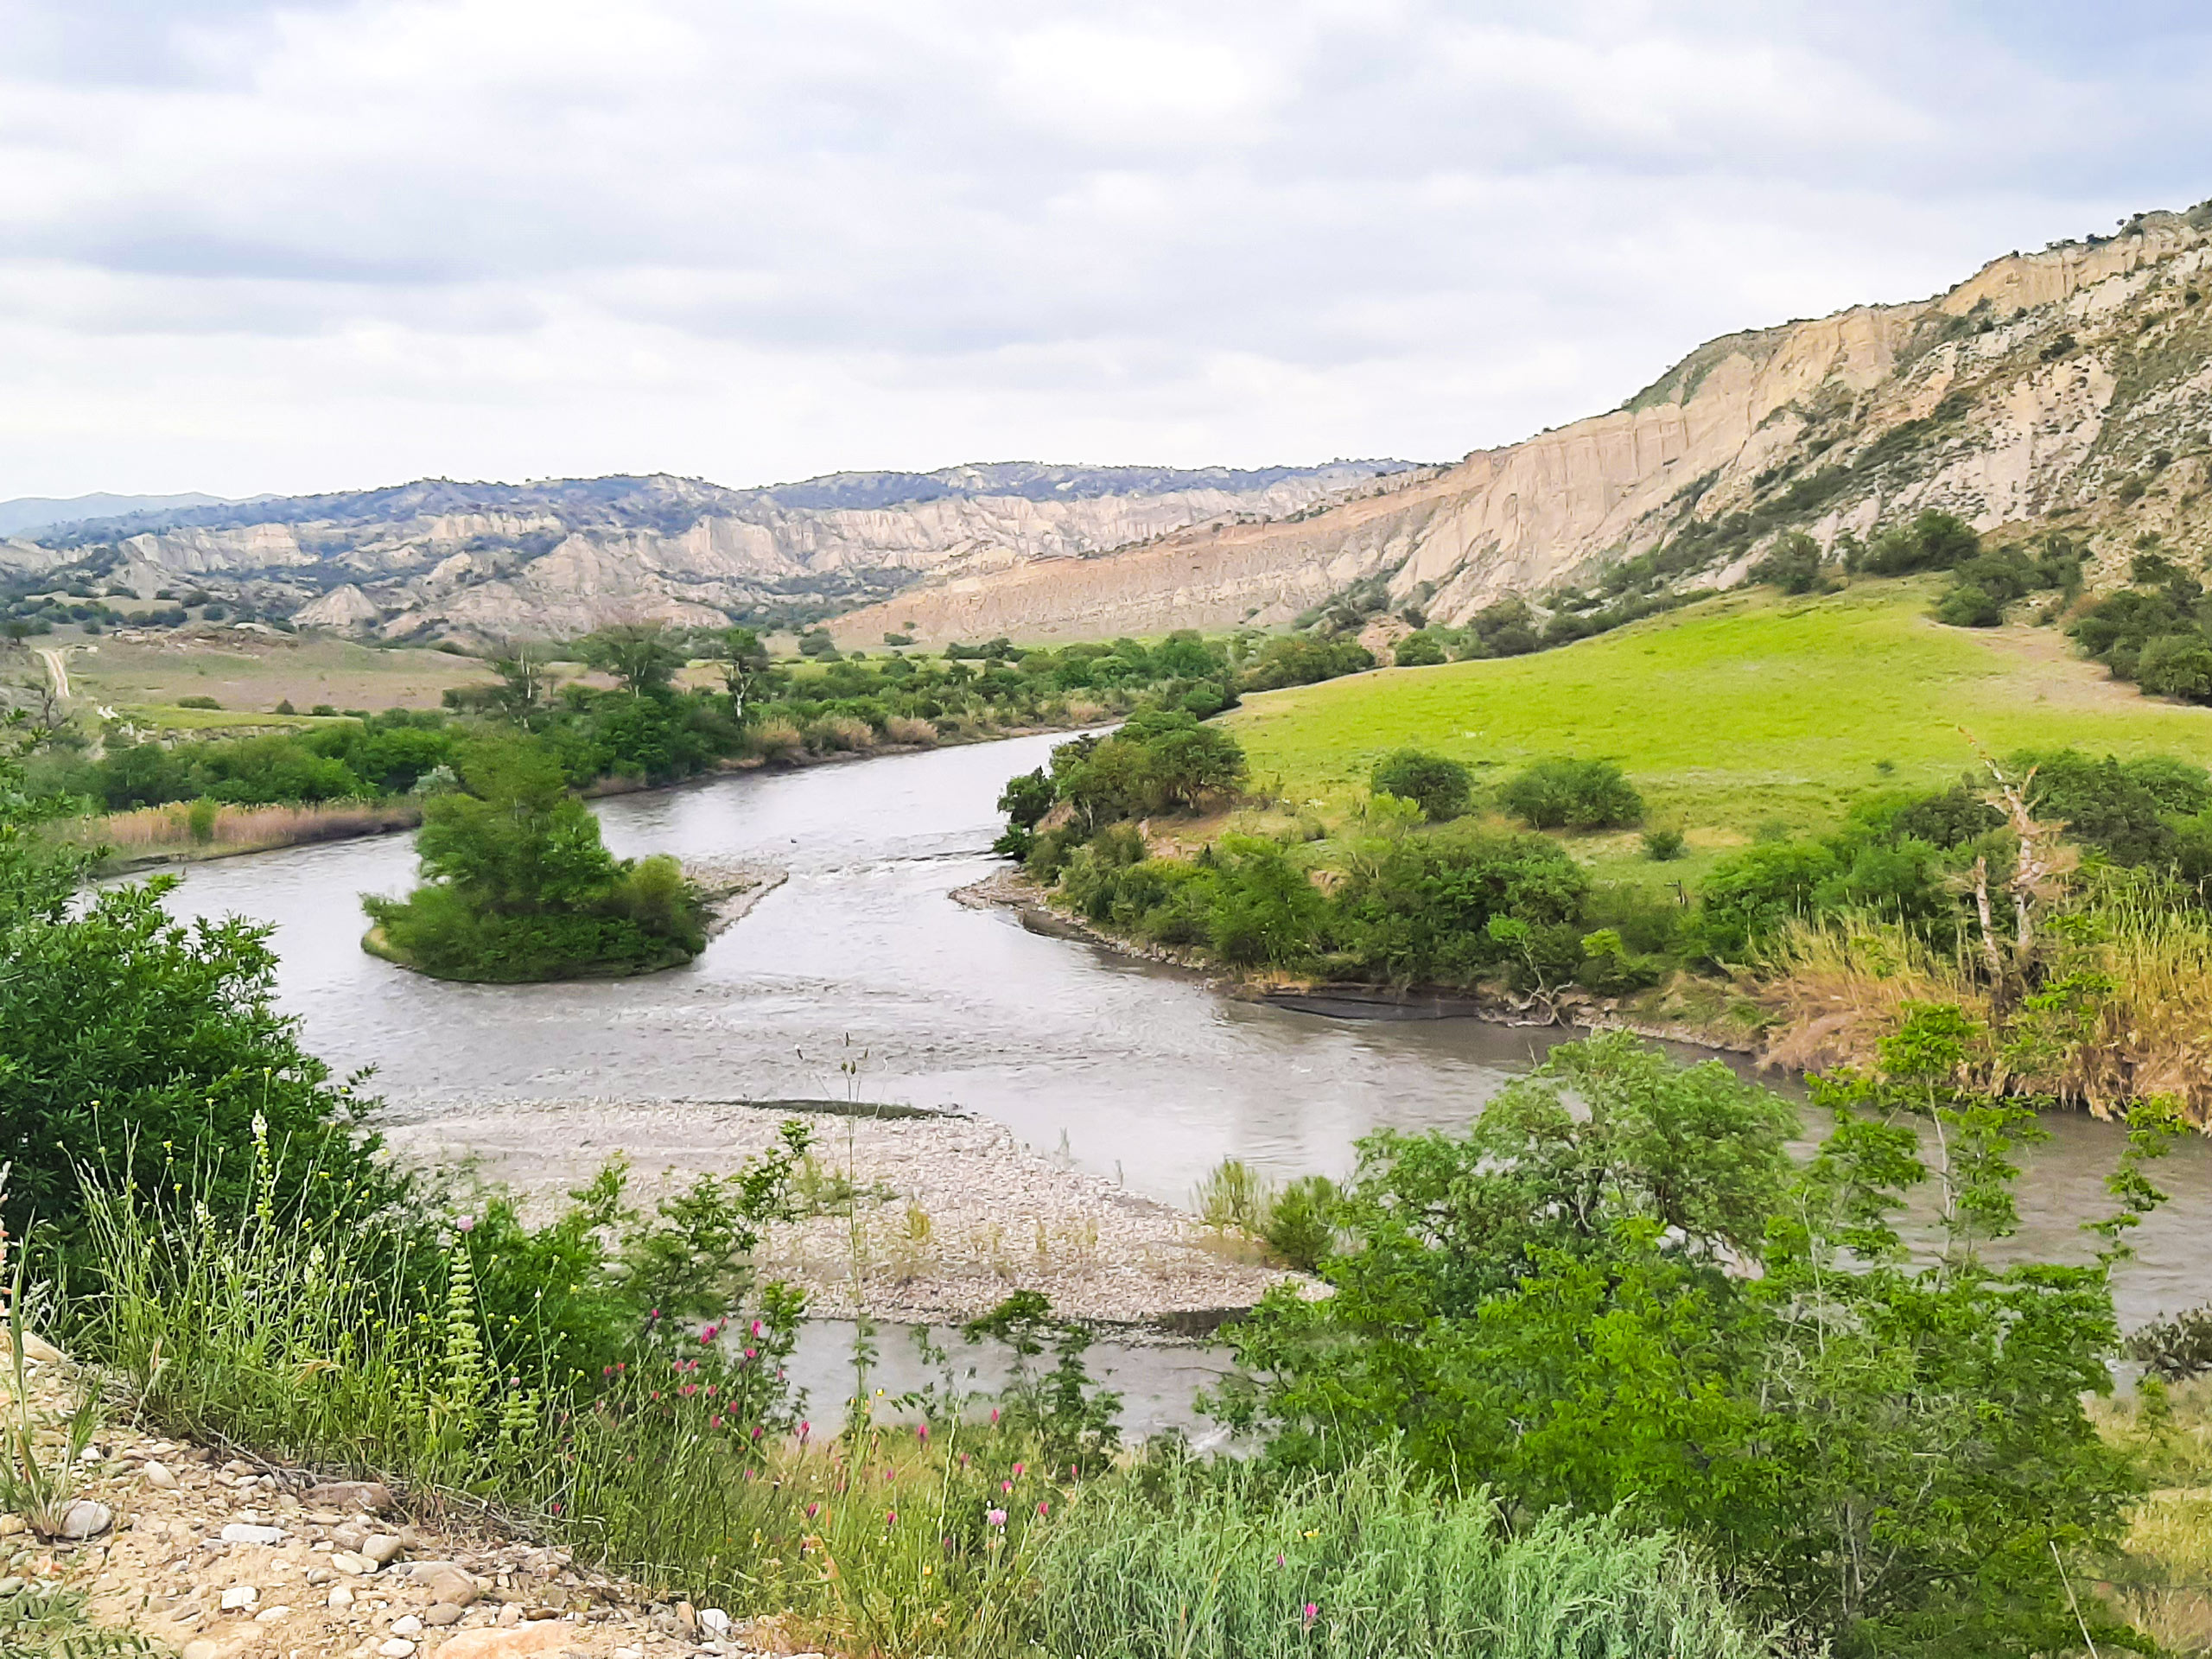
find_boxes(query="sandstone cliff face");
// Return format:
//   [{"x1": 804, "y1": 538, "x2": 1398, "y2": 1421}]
[
  {"x1": 838, "y1": 208, "x2": 2212, "y2": 643},
  {"x1": 20, "y1": 463, "x2": 1413, "y2": 642}
]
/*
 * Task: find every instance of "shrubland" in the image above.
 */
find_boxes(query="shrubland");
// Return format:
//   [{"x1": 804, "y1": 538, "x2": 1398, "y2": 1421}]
[{"x1": 13, "y1": 718, "x2": 2212, "y2": 1656}]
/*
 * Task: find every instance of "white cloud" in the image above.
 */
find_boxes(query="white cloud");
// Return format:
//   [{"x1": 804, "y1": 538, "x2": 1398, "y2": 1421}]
[{"x1": 0, "y1": 0, "x2": 2204, "y2": 496}]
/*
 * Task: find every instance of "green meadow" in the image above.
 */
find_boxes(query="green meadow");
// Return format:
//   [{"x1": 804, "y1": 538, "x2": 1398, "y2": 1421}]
[{"x1": 1226, "y1": 579, "x2": 2212, "y2": 878}]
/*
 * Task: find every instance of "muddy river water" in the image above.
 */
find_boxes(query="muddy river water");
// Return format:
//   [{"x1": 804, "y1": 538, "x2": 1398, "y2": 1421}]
[{"x1": 157, "y1": 729, "x2": 2212, "y2": 1357}]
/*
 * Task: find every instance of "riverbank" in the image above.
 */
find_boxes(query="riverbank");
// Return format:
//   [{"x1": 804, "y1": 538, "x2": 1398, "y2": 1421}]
[
  {"x1": 82, "y1": 718, "x2": 1104, "y2": 874},
  {"x1": 953, "y1": 866, "x2": 1766, "y2": 1056},
  {"x1": 376, "y1": 1096, "x2": 1306, "y2": 1332}
]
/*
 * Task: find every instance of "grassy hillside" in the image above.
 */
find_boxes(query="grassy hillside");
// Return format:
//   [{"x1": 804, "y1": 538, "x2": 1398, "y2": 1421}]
[{"x1": 1227, "y1": 580, "x2": 2212, "y2": 879}]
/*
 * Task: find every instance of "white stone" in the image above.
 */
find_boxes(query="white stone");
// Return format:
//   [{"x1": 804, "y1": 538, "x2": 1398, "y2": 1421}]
[
  {"x1": 362, "y1": 1533, "x2": 404, "y2": 1566},
  {"x1": 57, "y1": 1499, "x2": 112, "y2": 1540},
  {"x1": 219, "y1": 1585, "x2": 258, "y2": 1612},
  {"x1": 181, "y1": 1642, "x2": 219, "y2": 1659},
  {"x1": 329, "y1": 1586, "x2": 355, "y2": 1609},
  {"x1": 391, "y1": 1615, "x2": 423, "y2": 1637},
  {"x1": 378, "y1": 1641, "x2": 416, "y2": 1659},
  {"x1": 332, "y1": 1551, "x2": 372, "y2": 1575},
  {"x1": 254, "y1": 1605, "x2": 292, "y2": 1623},
  {"x1": 698, "y1": 1609, "x2": 732, "y2": 1637},
  {"x1": 143, "y1": 1461, "x2": 178, "y2": 1491},
  {"x1": 220, "y1": 1523, "x2": 286, "y2": 1546}
]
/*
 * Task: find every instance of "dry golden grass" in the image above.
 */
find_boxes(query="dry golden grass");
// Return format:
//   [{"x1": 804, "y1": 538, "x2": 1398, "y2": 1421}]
[
  {"x1": 73, "y1": 798, "x2": 421, "y2": 860},
  {"x1": 883, "y1": 714, "x2": 939, "y2": 746},
  {"x1": 1760, "y1": 877, "x2": 2212, "y2": 1125}
]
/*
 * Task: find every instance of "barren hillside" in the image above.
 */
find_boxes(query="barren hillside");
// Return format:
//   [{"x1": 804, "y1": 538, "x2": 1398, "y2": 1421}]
[{"x1": 838, "y1": 203, "x2": 2212, "y2": 643}]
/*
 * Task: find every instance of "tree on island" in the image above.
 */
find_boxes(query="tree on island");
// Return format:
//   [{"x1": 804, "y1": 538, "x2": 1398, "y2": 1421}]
[{"x1": 363, "y1": 735, "x2": 706, "y2": 982}]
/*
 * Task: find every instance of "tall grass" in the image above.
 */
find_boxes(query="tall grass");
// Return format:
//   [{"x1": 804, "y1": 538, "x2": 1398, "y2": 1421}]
[
  {"x1": 1762, "y1": 874, "x2": 2212, "y2": 1124},
  {"x1": 1036, "y1": 1457, "x2": 1773, "y2": 1659},
  {"x1": 68, "y1": 798, "x2": 420, "y2": 860}
]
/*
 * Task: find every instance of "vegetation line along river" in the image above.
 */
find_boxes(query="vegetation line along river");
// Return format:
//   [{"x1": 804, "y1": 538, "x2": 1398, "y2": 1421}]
[{"x1": 152, "y1": 728, "x2": 2212, "y2": 1335}]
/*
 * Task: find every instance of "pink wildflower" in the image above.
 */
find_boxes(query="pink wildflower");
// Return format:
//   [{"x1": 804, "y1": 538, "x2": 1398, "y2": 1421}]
[
  {"x1": 986, "y1": 1508, "x2": 1007, "y2": 1528},
  {"x1": 1302, "y1": 1604, "x2": 1319, "y2": 1630}
]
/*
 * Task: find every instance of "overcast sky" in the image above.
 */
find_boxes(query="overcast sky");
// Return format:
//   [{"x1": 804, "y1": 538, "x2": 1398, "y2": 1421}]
[{"x1": 2, "y1": 0, "x2": 2208, "y2": 499}]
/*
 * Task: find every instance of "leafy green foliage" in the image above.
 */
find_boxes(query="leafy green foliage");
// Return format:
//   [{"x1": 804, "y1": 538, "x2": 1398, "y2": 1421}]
[
  {"x1": 1749, "y1": 530, "x2": 1823, "y2": 594},
  {"x1": 1332, "y1": 828, "x2": 1587, "y2": 987},
  {"x1": 1238, "y1": 635, "x2": 1375, "y2": 691},
  {"x1": 1214, "y1": 1025, "x2": 2163, "y2": 1658},
  {"x1": 0, "y1": 743, "x2": 391, "y2": 1242},
  {"x1": 1367, "y1": 748, "x2": 1471, "y2": 821},
  {"x1": 1390, "y1": 630, "x2": 1447, "y2": 667},
  {"x1": 363, "y1": 734, "x2": 707, "y2": 982},
  {"x1": 1497, "y1": 757, "x2": 1644, "y2": 830}
]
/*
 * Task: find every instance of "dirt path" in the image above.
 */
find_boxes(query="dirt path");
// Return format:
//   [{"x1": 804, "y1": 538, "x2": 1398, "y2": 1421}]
[{"x1": 35, "y1": 645, "x2": 69, "y2": 701}]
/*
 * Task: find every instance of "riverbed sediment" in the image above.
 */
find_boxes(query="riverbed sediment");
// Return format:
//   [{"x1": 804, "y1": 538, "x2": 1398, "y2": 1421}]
[{"x1": 378, "y1": 1096, "x2": 1305, "y2": 1332}]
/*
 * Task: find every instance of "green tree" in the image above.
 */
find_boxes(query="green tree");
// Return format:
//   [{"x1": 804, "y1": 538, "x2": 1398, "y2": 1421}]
[
  {"x1": 363, "y1": 735, "x2": 705, "y2": 982},
  {"x1": 703, "y1": 626, "x2": 770, "y2": 716},
  {"x1": 580, "y1": 623, "x2": 684, "y2": 697}
]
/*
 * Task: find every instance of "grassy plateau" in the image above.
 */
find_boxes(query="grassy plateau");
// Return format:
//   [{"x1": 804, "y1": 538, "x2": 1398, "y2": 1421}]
[{"x1": 1227, "y1": 579, "x2": 2212, "y2": 883}]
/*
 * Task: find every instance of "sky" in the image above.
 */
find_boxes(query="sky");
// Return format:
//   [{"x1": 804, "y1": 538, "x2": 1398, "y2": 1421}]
[{"x1": 2, "y1": 0, "x2": 2209, "y2": 500}]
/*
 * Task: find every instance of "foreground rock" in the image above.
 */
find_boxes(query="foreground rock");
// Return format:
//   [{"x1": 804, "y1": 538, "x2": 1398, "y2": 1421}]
[{"x1": 0, "y1": 1351, "x2": 794, "y2": 1659}]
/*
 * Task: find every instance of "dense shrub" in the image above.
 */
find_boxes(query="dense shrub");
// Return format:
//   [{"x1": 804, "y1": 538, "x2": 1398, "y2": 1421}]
[
  {"x1": 363, "y1": 736, "x2": 707, "y2": 982},
  {"x1": 1497, "y1": 758, "x2": 1644, "y2": 830},
  {"x1": 1239, "y1": 636, "x2": 1375, "y2": 692},
  {"x1": 1368, "y1": 749, "x2": 1471, "y2": 822},
  {"x1": 1214, "y1": 1026, "x2": 2158, "y2": 1658},
  {"x1": 0, "y1": 747, "x2": 393, "y2": 1243},
  {"x1": 1332, "y1": 829, "x2": 1588, "y2": 987},
  {"x1": 1750, "y1": 530, "x2": 1823, "y2": 594},
  {"x1": 1859, "y1": 508, "x2": 1980, "y2": 575},
  {"x1": 1391, "y1": 630, "x2": 1447, "y2": 667}
]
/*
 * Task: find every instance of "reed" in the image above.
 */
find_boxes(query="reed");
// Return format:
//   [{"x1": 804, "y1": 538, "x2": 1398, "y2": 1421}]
[{"x1": 68, "y1": 798, "x2": 421, "y2": 860}]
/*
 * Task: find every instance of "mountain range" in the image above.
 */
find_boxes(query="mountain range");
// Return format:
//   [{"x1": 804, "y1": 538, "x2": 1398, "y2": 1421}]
[
  {"x1": 0, "y1": 463, "x2": 1420, "y2": 642},
  {"x1": 6, "y1": 198, "x2": 2209, "y2": 646}
]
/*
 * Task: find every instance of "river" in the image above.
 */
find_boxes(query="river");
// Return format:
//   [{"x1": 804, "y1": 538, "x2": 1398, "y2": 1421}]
[{"x1": 156, "y1": 729, "x2": 2212, "y2": 1338}]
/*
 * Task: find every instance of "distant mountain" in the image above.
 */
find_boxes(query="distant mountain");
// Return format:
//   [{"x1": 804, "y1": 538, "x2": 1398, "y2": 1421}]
[
  {"x1": 7, "y1": 461, "x2": 1421, "y2": 641},
  {"x1": 839, "y1": 201, "x2": 2212, "y2": 643},
  {"x1": 0, "y1": 492, "x2": 245, "y2": 539}
]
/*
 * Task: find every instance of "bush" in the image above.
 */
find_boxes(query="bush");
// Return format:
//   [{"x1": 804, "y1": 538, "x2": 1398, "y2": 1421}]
[
  {"x1": 1642, "y1": 826, "x2": 1686, "y2": 861},
  {"x1": 1213, "y1": 1026, "x2": 2153, "y2": 1658},
  {"x1": 175, "y1": 695, "x2": 221, "y2": 709},
  {"x1": 1391, "y1": 631, "x2": 1447, "y2": 667},
  {"x1": 1263, "y1": 1175, "x2": 1341, "y2": 1272},
  {"x1": 1333, "y1": 829, "x2": 1588, "y2": 987},
  {"x1": 1932, "y1": 582, "x2": 2004, "y2": 627},
  {"x1": 1498, "y1": 758, "x2": 1644, "y2": 830},
  {"x1": 1368, "y1": 749, "x2": 1471, "y2": 822},
  {"x1": 2137, "y1": 634, "x2": 2212, "y2": 702},
  {"x1": 1860, "y1": 509, "x2": 1980, "y2": 575},
  {"x1": 1750, "y1": 530, "x2": 1823, "y2": 594},
  {"x1": 0, "y1": 751, "x2": 392, "y2": 1243}
]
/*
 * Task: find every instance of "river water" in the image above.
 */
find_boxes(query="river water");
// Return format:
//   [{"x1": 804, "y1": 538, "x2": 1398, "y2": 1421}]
[{"x1": 156, "y1": 730, "x2": 2212, "y2": 1337}]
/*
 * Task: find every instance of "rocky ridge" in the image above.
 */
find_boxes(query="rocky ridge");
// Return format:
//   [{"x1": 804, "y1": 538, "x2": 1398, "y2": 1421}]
[
  {"x1": 836, "y1": 202, "x2": 2212, "y2": 642},
  {"x1": 0, "y1": 463, "x2": 1418, "y2": 645}
]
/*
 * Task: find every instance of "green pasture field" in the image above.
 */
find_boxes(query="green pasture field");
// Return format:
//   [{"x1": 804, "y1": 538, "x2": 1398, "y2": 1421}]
[{"x1": 1225, "y1": 579, "x2": 2212, "y2": 885}]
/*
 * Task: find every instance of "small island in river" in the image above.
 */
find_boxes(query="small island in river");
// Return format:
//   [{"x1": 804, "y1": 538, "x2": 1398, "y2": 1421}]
[{"x1": 361, "y1": 733, "x2": 768, "y2": 982}]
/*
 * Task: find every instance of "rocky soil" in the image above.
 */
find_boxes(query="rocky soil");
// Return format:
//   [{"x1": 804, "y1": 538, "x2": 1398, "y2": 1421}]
[
  {"x1": 5, "y1": 1344, "x2": 810, "y2": 1659},
  {"x1": 378, "y1": 1097, "x2": 1300, "y2": 1329}
]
